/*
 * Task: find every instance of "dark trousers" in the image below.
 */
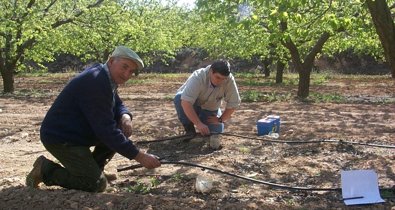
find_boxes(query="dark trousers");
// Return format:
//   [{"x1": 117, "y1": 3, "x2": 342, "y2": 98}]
[
  {"x1": 42, "y1": 142, "x2": 115, "y2": 192},
  {"x1": 173, "y1": 92, "x2": 224, "y2": 133}
]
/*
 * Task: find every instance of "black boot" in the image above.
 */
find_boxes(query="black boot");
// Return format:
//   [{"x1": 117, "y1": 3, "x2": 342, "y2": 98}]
[{"x1": 183, "y1": 123, "x2": 196, "y2": 141}]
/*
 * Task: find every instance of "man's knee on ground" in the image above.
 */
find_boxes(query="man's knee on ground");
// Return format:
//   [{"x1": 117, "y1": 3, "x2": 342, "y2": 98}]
[
  {"x1": 85, "y1": 173, "x2": 107, "y2": 192},
  {"x1": 95, "y1": 173, "x2": 108, "y2": 192}
]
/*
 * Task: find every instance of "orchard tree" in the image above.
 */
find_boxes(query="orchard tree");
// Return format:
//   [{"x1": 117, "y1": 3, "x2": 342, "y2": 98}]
[
  {"x1": 196, "y1": 0, "x2": 368, "y2": 98},
  {"x1": 60, "y1": 0, "x2": 190, "y2": 66},
  {"x1": 189, "y1": 4, "x2": 273, "y2": 69},
  {"x1": 323, "y1": 3, "x2": 382, "y2": 65},
  {"x1": 0, "y1": 0, "x2": 105, "y2": 93},
  {"x1": 188, "y1": 14, "x2": 289, "y2": 80},
  {"x1": 366, "y1": 0, "x2": 395, "y2": 78}
]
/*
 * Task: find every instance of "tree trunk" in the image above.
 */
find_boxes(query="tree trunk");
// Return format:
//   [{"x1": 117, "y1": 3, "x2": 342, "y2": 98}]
[
  {"x1": 279, "y1": 20, "x2": 331, "y2": 98},
  {"x1": 275, "y1": 61, "x2": 284, "y2": 84},
  {"x1": 296, "y1": 64, "x2": 313, "y2": 98},
  {"x1": 366, "y1": 0, "x2": 395, "y2": 78},
  {"x1": 298, "y1": 71, "x2": 310, "y2": 98},
  {"x1": 0, "y1": 0, "x2": 106, "y2": 93},
  {"x1": 0, "y1": 43, "x2": 15, "y2": 93},
  {"x1": 1, "y1": 66, "x2": 14, "y2": 93},
  {"x1": 263, "y1": 57, "x2": 271, "y2": 78}
]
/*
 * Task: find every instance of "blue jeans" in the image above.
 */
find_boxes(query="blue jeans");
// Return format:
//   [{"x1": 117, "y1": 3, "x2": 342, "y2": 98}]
[{"x1": 174, "y1": 92, "x2": 224, "y2": 133}]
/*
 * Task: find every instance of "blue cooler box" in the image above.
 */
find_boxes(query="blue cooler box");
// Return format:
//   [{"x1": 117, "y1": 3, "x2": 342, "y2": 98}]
[
  {"x1": 267, "y1": 115, "x2": 280, "y2": 133},
  {"x1": 257, "y1": 118, "x2": 275, "y2": 136}
]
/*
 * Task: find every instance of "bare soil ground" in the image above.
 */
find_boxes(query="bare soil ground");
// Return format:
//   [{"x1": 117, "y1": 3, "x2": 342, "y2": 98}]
[{"x1": 0, "y1": 73, "x2": 394, "y2": 210}]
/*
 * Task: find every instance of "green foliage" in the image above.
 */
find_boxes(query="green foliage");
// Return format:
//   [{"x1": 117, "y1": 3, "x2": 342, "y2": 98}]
[
  {"x1": 237, "y1": 79, "x2": 273, "y2": 87},
  {"x1": 380, "y1": 189, "x2": 395, "y2": 198},
  {"x1": 0, "y1": 0, "x2": 389, "y2": 96},
  {"x1": 240, "y1": 89, "x2": 347, "y2": 103},
  {"x1": 126, "y1": 79, "x2": 148, "y2": 85},
  {"x1": 0, "y1": 0, "x2": 193, "y2": 93},
  {"x1": 238, "y1": 146, "x2": 251, "y2": 154},
  {"x1": 240, "y1": 90, "x2": 293, "y2": 102},
  {"x1": 125, "y1": 177, "x2": 161, "y2": 194},
  {"x1": 60, "y1": 0, "x2": 190, "y2": 64},
  {"x1": 0, "y1": 1, "x2": 98, "y2": 66},
  {"x1": 241, "y1": 90, "x2": 261, "y2": 102},
  {"x1": 309, "y1": 92, "x2": 345, "y2": 103},
  {"x1": 3, "y1": 88, "x2": 53, "y2": 98},
  {"x1": 282, "y1": 77, "x2": 299, "y2": 86},
  {"x1": 170, "y1": 173, "x2": 185, "y2": 182},
  {"x1": 237, "y1": 72, "x2": 331, "y2": 87},
  {"x1": 194, "y1": 0, "x2": 383, "y2": 98},
  {"x1": 194, "y1": 0, "x2": 378, "y2": 60},
  {"x1": 311, "y1": 73, "x2": 331, "y2": 85}
]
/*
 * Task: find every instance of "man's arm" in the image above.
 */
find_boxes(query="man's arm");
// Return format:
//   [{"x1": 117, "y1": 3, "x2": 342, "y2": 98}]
[
  {"x1": 119, "y1": 114, "x2": 133, "y2": 137},
  {"x1": 207, "y1": 108, "x2": 236, "y2": 124},
  {"x1": 181, "y1": 100, "x2": 210, "y2": 135},
  {"x1": 113, "y1": 93, "x2": 133, "y2": 137}
]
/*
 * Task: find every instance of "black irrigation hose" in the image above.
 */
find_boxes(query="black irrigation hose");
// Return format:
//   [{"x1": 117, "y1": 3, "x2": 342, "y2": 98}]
[
  {"x1": 117, "y1": 161, "x2": 395, "y2": 192},
  {"x1": 117, "y1": 160, "x2": 336, "y2": 191},
  {"x1": 136, "y1": 133, "x2": 195, "y2": 145},
  {"x1": 128, "y1": 133, "x2": 394, "y2": 192},
  {"x1": 136, "y1": 132, "x2": 395, "y2": 149},
  {"x1": 220, "y1": 133, "x2": 395, "y2": 149}
]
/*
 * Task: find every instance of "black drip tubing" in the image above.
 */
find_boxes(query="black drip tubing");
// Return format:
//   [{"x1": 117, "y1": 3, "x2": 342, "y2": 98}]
[
  {"x1": 136, "y1": 132, "x2": 395, "y2": 149},
  {"x1": 117, "y1": 160, "x2": 393, "y2": 192}
]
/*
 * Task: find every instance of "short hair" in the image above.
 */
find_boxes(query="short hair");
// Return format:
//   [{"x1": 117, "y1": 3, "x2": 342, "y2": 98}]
[{"x1": 211, "y1": 60, "x2": 230, "y2": 76}]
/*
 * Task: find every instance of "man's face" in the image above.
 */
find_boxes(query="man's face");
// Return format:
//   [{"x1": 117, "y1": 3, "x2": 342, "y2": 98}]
[
  {"x1": 108, "y1": 57, "x2": 138, "y2": 85},
  {"x1": 210, "y1": 70, "x2": 228, "y2": 86}
]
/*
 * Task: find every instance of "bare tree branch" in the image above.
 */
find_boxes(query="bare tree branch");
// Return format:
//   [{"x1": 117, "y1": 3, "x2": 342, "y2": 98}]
[
  {"x1": 20, "y1": 0, "x2": 36, "y2": 19},
  {"x1": 304, "y1": 32, "x2": 330, "y2": 65},
  {"x1": 304, "y1": 0, "x2": 332, "y2": 29},
  {"x1": 44, "y1": 0, "x2": 58, "y2": 14},
  {"x1": 51, "y1": 0, "x2": 105, "y2": 28},
  {"x1": 27, "y1": 0, "x2": 35, "y2": 8},
  {"x1": 14, "y1": 39, "x2": 35, "y2": 67}
]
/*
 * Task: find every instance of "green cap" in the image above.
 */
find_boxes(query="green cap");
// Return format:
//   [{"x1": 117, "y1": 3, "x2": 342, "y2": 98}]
[{"x1": 110, "y1": 46, "x2": 144, "y2": 71}]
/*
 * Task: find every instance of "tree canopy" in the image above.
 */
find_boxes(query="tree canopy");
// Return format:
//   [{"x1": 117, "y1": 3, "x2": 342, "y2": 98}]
[{"x1": 0, "y1": 0, "x2": 392, "y2": 97}]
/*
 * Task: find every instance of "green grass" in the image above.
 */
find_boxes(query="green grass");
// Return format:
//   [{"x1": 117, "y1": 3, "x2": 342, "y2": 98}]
[
  {"x1": 170, "y1": 173, "x2": 185, "y2": 182},
  {"x1": 240, "y1": 90, "x2": 347, "y2": 103},
  {"x1": 238, "y1": 146, "x2": 251, "y2": 154},
  {"x1": 308, "y1": 92, "x2": 345, "y2": 103},
  {"x1": 238, "y1": 79, "x2": 274, "y2": 87},
  {"x1": 18, "y1": 72, "x2": 77, "y2": 78},
  {"x1": 311, "y1": 73, "x2": 331, "y2": 85},
  {"x1": 125, "y1": 176, "x2": 161, "y2": 194},
  {"x1": 163, "y1": 94, "x2": 175, "y2": 101},
  {"x1": 237, "y1": 72, "x2": 332, "y2": 87},
  {"x1": 146, "y1": 73, "x2": 186, "y2": 78},
  {"x1": 380, "y1": 189, "x2": 395, "y2": 198},
  {"x1": 241, "y1": 90, "x2": 292, "y2": 102},
  {"x1": 9, "y1": 71, "x2": 393, "y2": 104},
  {"x1": 2, "y1": 88, "x2": 55, "y2": 98},
  {"x1": 126, "y1": 79, "x2": 148, "y2": 85}
]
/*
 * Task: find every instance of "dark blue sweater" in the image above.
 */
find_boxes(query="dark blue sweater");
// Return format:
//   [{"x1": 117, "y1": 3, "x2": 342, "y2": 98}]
[{"x1": 40, "y1": 64, "x2": 139, "y2": 160}]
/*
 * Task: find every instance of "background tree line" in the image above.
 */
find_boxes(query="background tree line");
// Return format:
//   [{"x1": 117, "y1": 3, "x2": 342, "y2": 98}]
[{"x1": 0, "y1": 0, "x2": 394, "y2": 98}]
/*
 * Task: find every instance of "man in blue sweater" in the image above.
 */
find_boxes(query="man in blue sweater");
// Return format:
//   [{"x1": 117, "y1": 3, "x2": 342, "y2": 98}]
[{"x1": 26, "y1": 46, "x2": 161, "y2": 192}]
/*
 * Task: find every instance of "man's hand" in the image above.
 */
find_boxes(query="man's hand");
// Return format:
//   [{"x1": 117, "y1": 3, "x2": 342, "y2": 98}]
[
  {"x1": 134, "y1": 151, "x2": 161, "y2": 169},
  {"x1": 196, "y1": 122, "x2": 210, "y2": 136},
  {"x1": 120, "y1": 114, "x2": 133, "y2": 137}
]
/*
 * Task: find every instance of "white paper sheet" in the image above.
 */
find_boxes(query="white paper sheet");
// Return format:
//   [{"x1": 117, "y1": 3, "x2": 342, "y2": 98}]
[{"x1": 341, "y1": 170, "x2": 385, "y2": 205}]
